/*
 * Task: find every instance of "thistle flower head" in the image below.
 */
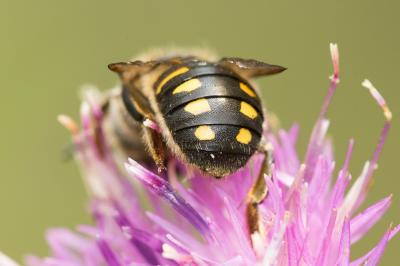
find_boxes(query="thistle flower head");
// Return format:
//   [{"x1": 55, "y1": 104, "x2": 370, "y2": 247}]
[{"x1": 1, "y1": 45, "x2": 398, "y2": 266}]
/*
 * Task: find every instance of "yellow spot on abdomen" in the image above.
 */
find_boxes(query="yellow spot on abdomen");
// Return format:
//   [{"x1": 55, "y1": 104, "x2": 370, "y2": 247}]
[
  {"x1": 156, "y1": 67, "x2": 189, "y2": 94},
  {"x1": 236, "y1": 128, "x2": 252, "y2": 144},
  {"x1": 195, "y1": 125, "x2": 215, "y2": 140},
  {"x1": 173, "y1": 79, "x2": 201, "y2": 94},
  {"x1": 240, "y1": 82, "x2": 256, "y2": 97},
  {"x1": 184, "y1": 98, "x2": 211, "y2": 115},
  {"x1": 240, "y1": 101, "x2": 258, "y2": 119}
]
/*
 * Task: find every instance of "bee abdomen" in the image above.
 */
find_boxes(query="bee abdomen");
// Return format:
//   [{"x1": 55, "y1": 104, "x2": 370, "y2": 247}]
[
  {"x1": 166, "y1": 97, "x2": 263, "y2": 135},
  {"x1": 158, "y1": 75, "x2": 262, "y2": 115},
  {"x1": 173, "y1": 125, "x2": 260, "y2": 176},
  {"x1": 155, "y1": 64, "x2": 264, "y2": 176},
  {"x1": 166, "y1": 96, "x2": 263, "y2": 151}
]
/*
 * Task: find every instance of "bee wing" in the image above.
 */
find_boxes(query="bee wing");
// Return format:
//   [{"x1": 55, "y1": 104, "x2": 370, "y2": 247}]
[
  {"x1": 219, "y1": 57, "x2": 286, "y2": 78},
  {"x1": 108, "y1": 60, "x2": 159, "y2": 76},
  {"x1": 108, "y1": 57, "x2": 186, "y2": 76}
]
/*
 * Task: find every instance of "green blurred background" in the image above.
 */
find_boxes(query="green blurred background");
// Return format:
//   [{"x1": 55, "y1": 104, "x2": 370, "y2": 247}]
[{"x1": 0, "y1": 0, "x2": 399, "y2": 264}]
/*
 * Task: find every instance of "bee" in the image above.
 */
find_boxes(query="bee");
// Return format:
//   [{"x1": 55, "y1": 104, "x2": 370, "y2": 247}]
[{"x1": 103, "y1": 49, "x2": 286, "y2": 235}]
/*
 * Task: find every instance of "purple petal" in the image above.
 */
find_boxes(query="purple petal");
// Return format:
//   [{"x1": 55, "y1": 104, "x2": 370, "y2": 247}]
[
  {"x1": 335, "y1": 217, "x2": 350, "y2": 266},
  {"x1": 316, "y1": 209, "x2": 337, "y2": 265},
  {"x1": 304, "y1": 119, "x2": 331, "y2": 181},
  {"x1": 45, "y1": 228, "x2": 92, "y2": 263},
  {"x1": 363, "y1": 228, "x2": 390, "y2": 266},
  {"x1": 125, "y1": 159, "x2": 211, "y2": 240},
  {"x1": 221, "y1": 256, "x2": 245, "y2": 265},
  {"x1": 343, "y1": 161, "x2": 370, "y2": 214},
  {"x1": 219, "y1": 191, "x2": 254, "y2": 259},
  {"x1": 340, "y1": 139, "x2": 355, "y2": 178},
  {"x1": 147, "y1": 212, "x2": 200, "y2": 249},
  {"x1": 307, "y1": 155, "x2": 334, "y2": 211},
  {"x1": 351, "y1": 224, "x2": 400, "y2": 266},
  {"x1": 286, "y1": 226, "x2": 299, "y2": 266},
  {"x1": 350, "y1": 195, "x2": 392, "y2": 244},
  {"x1": 147, "y1": 212, "x2": 214, "y2": 263},
  {"x1": 97, "y1": 239, "x2": 121, "y2": 266},
  {"x1": 113, "y1": 204, "x2": 161, "y2": 265},
  {"x1": 265, "y1": 176, "x2": 285, "y2": 224},
  {"x1": 329, "y1": 139, "x2": 354, "y2": 210},
  {"x1": 351, "y1": 120, "x2": 391, "y2": 214},
  {"x1": 260, "y1": 212, "x2": 290, "y2": 265},
  {"x1": 330, "y1": 172, "x2": 350, "y2": 209}
]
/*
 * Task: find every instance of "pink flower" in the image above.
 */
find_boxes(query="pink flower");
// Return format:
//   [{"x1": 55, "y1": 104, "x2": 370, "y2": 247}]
[{"x1": 1, "y1": 44, "x2": 398, "y2": 266}]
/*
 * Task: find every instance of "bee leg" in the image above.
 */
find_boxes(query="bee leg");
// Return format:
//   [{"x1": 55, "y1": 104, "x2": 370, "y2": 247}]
[
  {"x1": 119, "y1": 85, "x2": 167, "y2": 171},
  {"x1": 143, "y1": 126, "x2": 166, "y2": 172},
  {"x1": 246, "y1": 143, "x2": 271, "y2": 235}
]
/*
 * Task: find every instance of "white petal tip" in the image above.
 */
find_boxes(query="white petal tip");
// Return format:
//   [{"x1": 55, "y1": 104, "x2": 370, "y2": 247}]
[
  {"x1": 80, "y1": 83, "x2": 99, "y2": 92},
  {"x1": 80, "y1": 101, "x2": 91, "y2": 116},
  {"x1": 162, "y1": 243, "x2": 190, "y2": 262},
  {"x1": 57, "y1": 114, "x2": 79, "y2": 135},
  {"x1": 251, "y1": 232, "x2": 265, "y2": 258},
  {"x1": 362, "y1": 79, "x2": 392, "y2": 122},
  {"x1": 329, "y1": 43, "x2": 339, "y2": 76},
  {"x1": 143, "y1": 119, "x2": 161, "y2": 132},
  {"x1": 0, "y1": 252, "x2": 20, "y2": 266},
  {"x1": 361, "y1": 79, "x2": 372, "y2": 88},
  {"x1": 127, "y1": 157, "x2": 138, "y2": 166}
]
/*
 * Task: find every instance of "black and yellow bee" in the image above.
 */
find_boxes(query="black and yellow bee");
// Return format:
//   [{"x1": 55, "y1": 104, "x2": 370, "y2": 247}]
[{"x1": 103, "y1": 49, "x2": 286, "y2": 235}]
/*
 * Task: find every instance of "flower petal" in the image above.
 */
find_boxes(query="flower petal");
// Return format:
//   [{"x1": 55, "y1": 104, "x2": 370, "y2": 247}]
[
  {"x1": 361, "y1": 229, "x2": 390, "y2": 266},
  {"x1": 125, "y1": 159, "x2": 211, "y2": 239},
  {"x1": 316, "y1": 208, "x2": 338, "y2": 265},
  {"x1": 350, "y1": 195, "x2": 392, "y2": 244},
  {"x1": 343, "y1": 161, "x2": 370, "y2": 214},
  {"x1": 335, "y1": 217, "x2": 350, "y2": 266},
  {"x1": 0, "y1": 252, "x2": 19, "y2": 266},
  {"x1": 286, "y1": 225, "x2": 299, "y2": 266},
  {"x1": 97, "y1": 239, "x2": 121, "y2": 266},
  {"x1": 350, "y1": 224, "x2": 400, "y2": 266},
  {"x1": 259, "y1": 212, "x2": 290, "y2": 266}
]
